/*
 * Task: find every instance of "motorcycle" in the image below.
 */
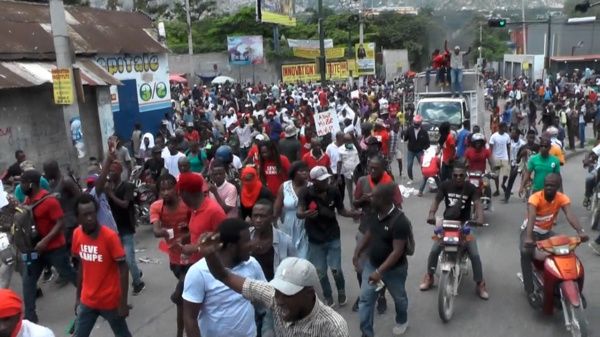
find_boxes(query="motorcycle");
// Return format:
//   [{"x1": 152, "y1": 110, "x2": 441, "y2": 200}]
[
  {"x1": 467, "y1": 171, "x2": 493, "y2": 211},
  {"x1": 435, "y1": 220, "x2": 475, "y2": 322},
  {"x1": 130, "y1": 166, "x2": 157, "y2": 226},
  {"x1": 523, "y1": 235, "x2": 588, "y2": 337},
  {"x1": 588, "y1": 182, "x2": 600, "y2": 230}
]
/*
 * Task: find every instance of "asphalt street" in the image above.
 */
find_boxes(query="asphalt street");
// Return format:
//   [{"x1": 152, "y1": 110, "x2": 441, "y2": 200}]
[{"x1": 9, "y1": 151, "x2": 600, "y2": 337}]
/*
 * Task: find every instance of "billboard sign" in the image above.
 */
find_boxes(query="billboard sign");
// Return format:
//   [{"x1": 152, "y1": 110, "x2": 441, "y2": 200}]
[
  {"x1": 355, "y1": 42, "x2": 376, "y2": 75},
  {"x1": 282, "y1": 61, "x2": 349, "y2": 82},
  {"x1": 227, "y1": 36, "x2": 265, "y2": 65},
  {"x1": 257, "y1": 0, "x2": 296, "y2": 26}
]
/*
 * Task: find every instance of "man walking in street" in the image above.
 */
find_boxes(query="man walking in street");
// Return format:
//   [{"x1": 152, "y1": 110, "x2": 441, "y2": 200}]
[
  {"x1": 20, "y1": 170, "x2": 76, "y2": 322},
  {"x1": 354, "y1": 183, "x2": 412, "y2": 336},
  {"x1": 72, "y1": 194, "x2": 132, "y2": 337},
  {"x1": 489, "y1": 123, "x2": 511, "y2": 196},
  {"x1": 106, "y1": 162, "x2": 145, "y2": 295},
  {"x1": 297, "y1": 166, "x2": 361, "y2": 307},
  {"x1": 403, "y1": 115, "x2": 430, "y2": 184},
  {"x1": 183, "y1": 218, "x2": 265, "y2": 337}
]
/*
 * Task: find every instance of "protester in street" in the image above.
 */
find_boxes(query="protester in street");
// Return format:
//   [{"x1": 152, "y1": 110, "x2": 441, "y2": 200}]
[
  {"x1": 326, "y1": 132, "x2": 344, "y2": 198},
  {"x1": 388, "y1": 120, "x2": 403, "y2": 181},
  {"x1": 143, "y1": 147, "x2": 166, "y2": 183},
  {"x1": 114, "y1": 138, "x2": 132, "y2": 182},
  {"x1": 197, "y1": 230, "x2": 350, "y2": 337},
  {"x1": 131, "y1": 123, "x2": 143, "y2": 164},
  {"x1": 337, "y1": 133, "x2": 361, "y2": 207},
  {"x1": 354, "y1": 183, "x2": 412, "y2": 337},
  {"x1": 20, "y1": 170, "x2": 76, "y2": 322},
  {"x1": 150, "y1": 174, "x2": 191, "y2": 337},
  {"x1": 240, "y1": 166, "x2": 274, "y2": 221},
  {"x1": 3, "y1": 150, "x2": 26, "y2": 184},
  {"x1": 520, "y1": 136, "x2": 561, "y2": 196},
  {"x1": 302, "y1": 137, "x2": 331, "y2": 171},
  {"x1": 163, "y1": 138, "x2": 187, "y2": 178},
  {"x1": 504, "y1": 127, "x2": 525, "y2": 202},
  {"x1": 0, "y1": 289, "x2": 55, "y2": 337},
  {"x1": 72, "y1": 194, "x2": 132, "y2": 337},
  {"x1": 249, "y1": 199, "x2": 296, "y2": 337},
  {"x1": 88, "y1": 150, "x2": 119, "y2": 233},
  {"x1": 297, "y1": 166, "x2": 361, "y2": 307},
  {"x1": 274, "y1": 161, "x2": 309, "y2": 259},
  {"x1": 257, "y1": 140, "x2": 291, "y2": 195},
  {"x1": 403, "y1": 115, "x2": 429, "y2": 184},
  {"x1": 278, "y1": 125, "x2": 301, "y2": 163},
  {"x1": 183, "y1": 218, "x2": 266, "y2": 337},
  {"x1": 206, "y1": 159, "x2": 238, "y2": 218},
  {"x1": 489, "y1": 123, "x2": 511, "y2": 196},
  {"x1": 438, "y1": 122, "x2": 456, "y2": 182},
  {"x1": 185, "y1": 141, "x2": 208, "y2": 174},
  {"x1": 106, "y1": 161, "x2": 145, "y2": 296}
]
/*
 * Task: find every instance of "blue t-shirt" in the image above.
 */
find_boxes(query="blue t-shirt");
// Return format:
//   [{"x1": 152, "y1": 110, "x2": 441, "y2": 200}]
[
  {"x1": 183, "y1": 257, "x2": 266, "y2": 337},
  {"x1": 89, "y1": 187, "x2": 118, "y2": 233}
]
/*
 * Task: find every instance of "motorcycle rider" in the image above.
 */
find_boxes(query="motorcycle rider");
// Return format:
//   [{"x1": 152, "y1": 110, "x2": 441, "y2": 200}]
[
  {"x1": 419, "y1": 163, "x2": 489, "y2": 300},
  {"x1": 521, "y1": 173, "x2": 588, "y2": 306}
]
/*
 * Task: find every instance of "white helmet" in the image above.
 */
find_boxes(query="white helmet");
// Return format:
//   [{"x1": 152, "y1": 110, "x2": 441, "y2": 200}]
[
  {"x1": 546, "y1": 126, "x2": 559, "y2": 137},
  {"x1": 472, "y1": 133, "x2": 485, "y2": 142}
]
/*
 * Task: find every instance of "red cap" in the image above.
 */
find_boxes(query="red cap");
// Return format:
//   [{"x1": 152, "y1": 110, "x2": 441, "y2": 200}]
[{"x1": 177, "y1": 172, "x2": 205, "y2": 193}]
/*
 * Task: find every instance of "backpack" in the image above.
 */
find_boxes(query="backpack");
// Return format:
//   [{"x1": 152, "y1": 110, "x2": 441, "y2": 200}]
[
  {"x1": 390, "y1": 208, "x2": 415, "y2": 256},
  {"x1": 11, "y1": 194, "x2": 55, "y2": 253}
]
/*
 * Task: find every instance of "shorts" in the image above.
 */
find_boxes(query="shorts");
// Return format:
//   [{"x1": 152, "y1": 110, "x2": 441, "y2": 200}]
[
  {"x1": 169, "y1": 264, "x2": 191, "y2": 305},
  {"x1": 494, "y1": 158, "x2": 510, "y2": 177}
]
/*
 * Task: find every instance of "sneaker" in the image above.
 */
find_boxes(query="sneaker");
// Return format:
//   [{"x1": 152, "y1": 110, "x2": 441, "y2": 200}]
[
  {"x1": 392, "y1": 322, "x2": 408, "y2": 336},
  {"x1": 352, "y1": 297, "x2": 359, "y2": 312},
  {"x1": 132, "y1": 281, "x2": 146, "y2": 296},
  {"x1": 41, "y1": 268, "x2": 54, "y2": 283},
  {"x1": 417, "y1": 191, "x2": 423, "y2": 197},
  {"x1": 376, "y1": 295, "x2": 387, "y2": 314},
  {"x1": 476, "y1": 282, "x2": 489, "y2": 300},
  {"x1": 589, "y1": 241, "x2": 600, "y2": 255},
  {"x1": 338, "y1": 293, "x2": 347, "y2": 307},
  {"x1": 324, "y1": 297, "x2": 334, "y2": 307},
  {"x1": 493, "y1": 191, "x2": 500, "y2": 197},
  {"x1": 419, "y1": 273, "x2": 434, "y2": 291}
]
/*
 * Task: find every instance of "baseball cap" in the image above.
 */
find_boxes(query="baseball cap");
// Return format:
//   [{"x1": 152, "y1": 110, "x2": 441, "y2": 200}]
[
  {"x1": 309, "y1": 166, "x2": 331, "y2": 181},
  {"x1": 413, "y1": 115, "x2": 423, "y2": 123},
  {"x1": 269, "y1": 257, "x2": 319, "y2": 296}
]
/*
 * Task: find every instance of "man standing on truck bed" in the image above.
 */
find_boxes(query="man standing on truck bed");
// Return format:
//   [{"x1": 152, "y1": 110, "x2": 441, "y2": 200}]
[{"x1": 445, "y1": 40, "x2": 471, "y2": 98}]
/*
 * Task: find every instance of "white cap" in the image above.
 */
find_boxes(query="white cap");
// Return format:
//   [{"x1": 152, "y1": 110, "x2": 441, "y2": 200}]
[
  {"x1": 310, "y1": 166, "x2": 332, "y2": 181},
  {"x1": 269, "y1": 257, "x2": 319, "y2": 296}
]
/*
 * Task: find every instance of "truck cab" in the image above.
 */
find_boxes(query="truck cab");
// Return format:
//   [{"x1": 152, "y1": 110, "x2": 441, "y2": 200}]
[{"x1": 416, "y1": 96, "x2": 469, "y2": 143}]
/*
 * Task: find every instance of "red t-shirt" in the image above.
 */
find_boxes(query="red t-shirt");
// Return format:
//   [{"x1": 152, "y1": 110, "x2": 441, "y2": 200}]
[
  {"x1": 26, "y1": 190, "x2": 65, "y2": 251},
  {"x1": 184, "y1": 130, "x2": 200, "y2": 143},
  {"x1": 247, "y1": 144, "x2": 259, "y2": 162},
  {"x1": 72, "y1": 225, "x2": 125, "y2": 310},
  {"x1": 441, "y1": 134, "x2": 456, "y2": 165},
  {"x1": 149, "y1": 199, "x2": 191, "y2": 265},
  {"x1": 432, "y1": 54, "x2": 445, "y2": 69},
  {"x1": 188, "y1": 197, "x2": 226, "y2": 264},
  {"x1": 299, "y1": 136, "x2": 311, "y2": 158},
  {"x1": 464, "y1": 147, "x2": 491, "y2": 172},
  {"x1": 373, "y1": 130, "x2": 390, "y2": 156},
  {"x1": 302, "y1": 152, "x2": 331, "y2": 171},
  {"x1": 262, "y1": 155, "x2": 291, "y2": 195}
]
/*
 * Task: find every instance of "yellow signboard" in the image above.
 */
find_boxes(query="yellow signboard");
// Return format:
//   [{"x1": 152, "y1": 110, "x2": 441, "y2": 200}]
[
  {"x1": 282, "y1": 61, "x2": 349, "y2": 83},
  {"x1": 522, "y1": 62, "x2": 530, "y2": 70},
  {"x1": 355, "y1": 42, "x2": 376, "y2": 75},
  {"x1": 292, "y1": 47, "x2": 346, "y2": 59},
  {"x1": 260, "y1": 0, "x2": 296, "y2": 26},
  {"x1": 51, "y1": 68, "x2": 74, "y2": 105}
]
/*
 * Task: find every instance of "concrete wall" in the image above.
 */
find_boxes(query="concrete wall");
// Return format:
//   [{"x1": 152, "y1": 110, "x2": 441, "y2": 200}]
[
  {"x1": 168, "y1": 53, "x2": 279, "y2": 85},
  {"x1": 502, "y1": 54, "x2": 545, "y2": 80},
  {"x1": 0, "y1": 85, "x2": 109, "y2": 175},
  {"x1": 526, "y1": 21, "x2": 600, "y2": 57}
]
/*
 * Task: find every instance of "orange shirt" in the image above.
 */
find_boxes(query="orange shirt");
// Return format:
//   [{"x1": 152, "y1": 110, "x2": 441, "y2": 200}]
[
  {"x1": 373, "y1": 130, "x2": 390, "y2": 156},
  {"x1": 528, "y1": 191, "x2": 570, "y2": 231},
  {"x1": 549, "y1": 144, "x2": 565, "y2": 165},
  {"x1": 72, "y1": 226, "x2": 125, "y2": 310},
  {"x1": 188, "y1": 198, "x2": 226, "y2": 264}
]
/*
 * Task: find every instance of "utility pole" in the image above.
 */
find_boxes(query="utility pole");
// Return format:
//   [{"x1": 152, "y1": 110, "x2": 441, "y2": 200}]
[
  {"x1": 544, "y1": 15, "x2": 552, "y2": 80},
  {"x1": 521, "y1": 0, "x2": 527, "y2": 54},
  {"x1": 318, "y1": 0, "x2": 326, "y2": 85},
  {"x1": 49, "y1": 0, "x2": 83, "y2": 165},
  {"x1": 358, "y1": 0, "x2": 364, "y2": 87},
  {"x1": 479, "y1": 24, "x2": 482, "y2": 59},
  {"x1": 185, "y1": 0, "x2": 194, "y2": 79}
]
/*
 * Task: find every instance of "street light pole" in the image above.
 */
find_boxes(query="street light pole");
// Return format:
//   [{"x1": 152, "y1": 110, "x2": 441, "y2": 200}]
[
  {"x1": 318, "y1": 0, "x2": 327, "y2": 85},
  {"x1": 185, "y1": 0, "x2": 194, "y2": 79}
]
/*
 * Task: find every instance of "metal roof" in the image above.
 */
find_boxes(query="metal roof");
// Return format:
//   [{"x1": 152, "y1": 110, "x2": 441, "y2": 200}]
[
  {"x1": 0, "y1": 58, "x2": 121, "y2": 89},
  {"x1": 0, "y1": 0, "x2": 168, "y2": 60}
]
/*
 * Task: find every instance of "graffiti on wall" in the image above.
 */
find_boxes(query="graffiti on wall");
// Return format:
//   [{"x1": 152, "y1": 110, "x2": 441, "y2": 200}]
[{"x1": 70, "y1": 117, "x2": 86, "y2": 159}]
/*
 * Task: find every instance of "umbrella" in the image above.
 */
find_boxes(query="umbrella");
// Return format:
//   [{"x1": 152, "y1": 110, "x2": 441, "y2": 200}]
[
  {"x1": 169, "y1": 74, "x2": 188, "y2": 84},
  {"x1": 211, "y1": 75, "x2": 236, "y2": 85}
]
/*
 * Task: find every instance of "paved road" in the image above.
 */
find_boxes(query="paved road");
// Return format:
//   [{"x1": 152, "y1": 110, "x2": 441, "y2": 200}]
[{"x1": 10, "y1": 152, "x2": 600, "y2": 337}]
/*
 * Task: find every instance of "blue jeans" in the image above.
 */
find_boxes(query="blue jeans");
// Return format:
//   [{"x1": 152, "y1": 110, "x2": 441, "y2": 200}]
[
  {"x1": 579, "y1": 122, "x2": 586, "y2": 148},
  {"x1": 75, "y1": 303, "x2": 132, "y2": 337},
  {"x1": 22, "y1": 246, "x2": 76, "y2": 322},
  {"x1": 451, "y1": 68, "x2": 464, "y2": 96},
  {"x1": 359, "y1": 261, "x2": 408, "y2": 337},
  {"x1": 406, "y1": 150, "x2": 423, "y2": 181},
  {"x1": 119, "y1": 234, "x2": 142, "y2": 286},
  {"x1": 308, "y1": 239, "x2": 345, "y2": 299}
]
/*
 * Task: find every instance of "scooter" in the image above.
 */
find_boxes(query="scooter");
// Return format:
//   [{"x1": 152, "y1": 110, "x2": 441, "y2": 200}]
[
  {"x1": 130, "y1": 166, "x2": 157, "y2": 226},
  {"x1": 467, "y1": 171, "x2": 493, "y2": 211},
  {"x1": 525, "y1": 235, "x2": 588, "y2": 337},
  {"x1": 435, "y1": 220, "x2": 474, "y2": 323}
]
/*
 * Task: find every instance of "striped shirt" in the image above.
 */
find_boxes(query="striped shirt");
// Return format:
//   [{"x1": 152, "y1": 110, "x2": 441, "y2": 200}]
[{"x1": 242, "y1": 279, "x2": 349, "y2": 337}]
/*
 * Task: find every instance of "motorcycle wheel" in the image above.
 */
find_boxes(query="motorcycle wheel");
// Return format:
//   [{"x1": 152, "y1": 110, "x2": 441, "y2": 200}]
[
  {"x1": 569, "y1": 304, "x2": 588, "y2": 337},
  {"x1": 438, "y1": 269, "x2": 455, "y2": 323},
  {"x1": 590, "y1": 196, "x2": 600, "y2": 230}
]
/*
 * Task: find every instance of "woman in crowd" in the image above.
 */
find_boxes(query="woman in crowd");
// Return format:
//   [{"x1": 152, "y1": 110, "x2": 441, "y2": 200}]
[{"x1": 239, "y1": 166, "x2": 273, "y2": 220}]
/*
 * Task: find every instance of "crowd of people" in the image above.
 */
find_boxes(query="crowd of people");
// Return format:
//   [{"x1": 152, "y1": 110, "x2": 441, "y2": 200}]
[{"x1": 0, "y1": 60, "x2": 599, "y2": 337}]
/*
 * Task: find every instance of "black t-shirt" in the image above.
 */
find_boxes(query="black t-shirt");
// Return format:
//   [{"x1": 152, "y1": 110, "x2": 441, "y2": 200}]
[
  {"x1": 5, "y1": 162, "x2": 22, "y2": 181},
  {"x1": 253, "y1": 246, "x2": 275, "y2": 281},
  {"x1": 368, "y1": 207, "x2": 411, "y2": 268},
  {"x1": 300, "y1": 185, "x2": 344, "y2": 244},
  {"x1": 143, "y1": 158, "x2": 164, "y2": 181},
  {"x1": 437, "y1": 181, "x2": 479, "y2": 222},
  {"x1": 108, "y1": 182, "x2": 136, "y2": 234}
]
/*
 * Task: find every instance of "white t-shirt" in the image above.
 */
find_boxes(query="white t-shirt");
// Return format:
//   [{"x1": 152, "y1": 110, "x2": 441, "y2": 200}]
[
  {"x1": 17, "y1": 320, "x2": 55, "y2": 337},
  {"x1": 183, "y1": 257, "x2": 265, "y2": 337},
  {"x1": 489, "y1": 132, "x2": 511, "y2": 160},
  {"x1": 162, "y1": 151, "x2": 186, "y2": 177},
  {"x1": 325, "y1": 143, "x2": 341, "y2": 174},
  {"x1": 509, "y1": 138, "x2": 525, "y2": 164}
]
